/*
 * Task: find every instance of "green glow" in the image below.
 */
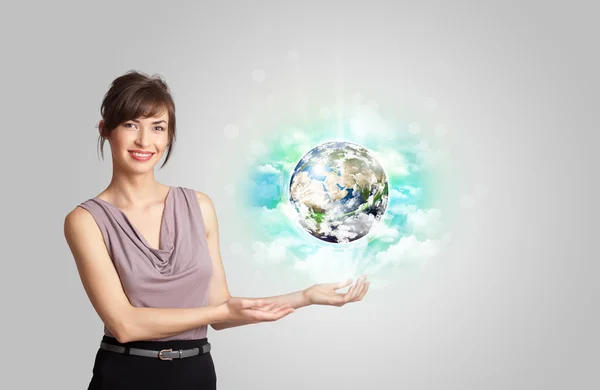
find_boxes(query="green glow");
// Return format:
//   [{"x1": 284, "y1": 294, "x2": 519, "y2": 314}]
[{"x1": 234, "y1": 99, "x2": 450, "y2": 278}]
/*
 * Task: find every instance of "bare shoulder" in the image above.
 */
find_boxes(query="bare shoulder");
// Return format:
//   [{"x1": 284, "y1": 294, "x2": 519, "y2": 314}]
[
  {"x1": 64, "y1": 205, "x2": 95, "y2": 232},
  {"x1": 193, "y1": 191, "x2": 218, "y2": 235},
  {"x1": 63, "y1": 205, "x2": 104, "y2": 253},
  {"x1": 194, "y1": 190, "x2": 214, "y2": 209},
  {"x1": 63, "y1": 205, "x2": 133, "y2": 342}
]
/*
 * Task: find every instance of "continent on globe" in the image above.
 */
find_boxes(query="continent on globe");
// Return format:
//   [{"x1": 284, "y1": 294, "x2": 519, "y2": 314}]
[{"x1": 288, "y1": 141, "x2": 389, "y2": 243}]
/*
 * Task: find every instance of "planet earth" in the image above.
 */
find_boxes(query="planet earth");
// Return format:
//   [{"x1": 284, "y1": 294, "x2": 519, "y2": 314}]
[{"x1": 288, "y1": 141, "x2": 389, "y2": 243}]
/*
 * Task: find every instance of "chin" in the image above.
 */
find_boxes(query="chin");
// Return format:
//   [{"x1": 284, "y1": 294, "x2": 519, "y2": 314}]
[{"x1": 116, "y1": 157, "x2": 157, "y2": 172}]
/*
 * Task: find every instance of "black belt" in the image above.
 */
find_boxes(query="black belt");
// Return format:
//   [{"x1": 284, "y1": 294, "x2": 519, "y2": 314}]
[{"x1": 99, "y1": 341, "x2": 211, "y2": 361}]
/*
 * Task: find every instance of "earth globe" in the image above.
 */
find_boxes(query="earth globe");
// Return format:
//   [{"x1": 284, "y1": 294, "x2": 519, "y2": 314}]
[{"x1": 288, "y1": 141, "x2": 389, "y2": 244}]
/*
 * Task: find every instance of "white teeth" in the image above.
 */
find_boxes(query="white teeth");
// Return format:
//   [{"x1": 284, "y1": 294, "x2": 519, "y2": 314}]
[{"x1": 131, "y1": 152, "x2": 152, "y2": 157}]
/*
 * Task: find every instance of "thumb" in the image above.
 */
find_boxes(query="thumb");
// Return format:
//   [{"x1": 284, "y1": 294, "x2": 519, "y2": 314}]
[{"x1": 333, "y1": 279, "x2": 353, "y2": 290}]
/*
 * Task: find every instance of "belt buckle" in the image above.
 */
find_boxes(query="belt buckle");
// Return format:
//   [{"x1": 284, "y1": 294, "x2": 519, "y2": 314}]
[{"x1": 158, "y1": 348, "x2": 173, "y2": 361}]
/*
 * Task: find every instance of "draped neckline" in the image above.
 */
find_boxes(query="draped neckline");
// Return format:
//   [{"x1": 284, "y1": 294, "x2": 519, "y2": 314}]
[{"x1": 92, "y1": 186, "x2": 174, "y2": 253}]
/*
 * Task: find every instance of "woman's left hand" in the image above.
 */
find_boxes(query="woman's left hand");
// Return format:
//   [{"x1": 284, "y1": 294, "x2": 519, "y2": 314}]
[{"x1": 303, "y1": 275, "x2": 370, "y2": 307}]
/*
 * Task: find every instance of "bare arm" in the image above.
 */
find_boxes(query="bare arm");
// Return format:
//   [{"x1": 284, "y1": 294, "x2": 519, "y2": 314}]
[
  {"x1": 196, "y1": 192, "x2": 313, "y2": 331},
  {"x1": 259, "y1": 289, "x2": 311, "y2": 309},
  {"x1": 196, "y1": 191, "x2": 245, "y2": 330},
  {"x1": 214, "y1": 291, "x2": 311, "y2": 331},
  {"x1": 64, "y1": 207, "x2": 229, "y2": 343}
]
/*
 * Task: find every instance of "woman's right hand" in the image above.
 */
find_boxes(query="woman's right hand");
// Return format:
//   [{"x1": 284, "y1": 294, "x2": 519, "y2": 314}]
[{"x1": 220, "y1": 297, "x2": 295, "y2": 324}]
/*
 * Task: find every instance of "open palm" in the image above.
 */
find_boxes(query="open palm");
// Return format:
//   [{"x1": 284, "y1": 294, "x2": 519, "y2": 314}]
[{"x1": 304, "y1": 275, "x2": 370, "y2": 307}]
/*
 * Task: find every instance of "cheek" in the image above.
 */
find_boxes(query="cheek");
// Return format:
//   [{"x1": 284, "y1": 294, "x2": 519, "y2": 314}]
[
  {"x1": 110, "y1": 134, "x2": 135, "y2": 152},
  {"x1": 158, "y1": 136, "x2": 170, "y2": 149},
  {"x1": 111, "y1": 138, "x2": 128, "y2": 149}
]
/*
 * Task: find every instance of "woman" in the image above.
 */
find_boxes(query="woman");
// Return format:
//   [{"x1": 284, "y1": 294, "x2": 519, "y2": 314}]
[{"x1": 64, "y1": 70, "x2": 370, "y2": 389}]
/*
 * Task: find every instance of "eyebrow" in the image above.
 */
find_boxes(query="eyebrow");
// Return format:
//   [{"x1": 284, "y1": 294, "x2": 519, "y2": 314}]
[{"x1": 131, "y1": 119, "x2": 167, "y2": 124}]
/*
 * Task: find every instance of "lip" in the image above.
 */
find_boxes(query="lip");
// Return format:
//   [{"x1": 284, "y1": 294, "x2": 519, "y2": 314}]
[
  {"x1": 128, "y1": 150, "x2": 155, "y2": 161},
  {"x1": 128, "y1": 150, "x2": 155, "y2": 154}
]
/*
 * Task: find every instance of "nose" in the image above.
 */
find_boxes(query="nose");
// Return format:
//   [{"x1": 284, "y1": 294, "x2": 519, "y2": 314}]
[{"x1": 135, "y1": 126, "x2": 152, "y2": 148}]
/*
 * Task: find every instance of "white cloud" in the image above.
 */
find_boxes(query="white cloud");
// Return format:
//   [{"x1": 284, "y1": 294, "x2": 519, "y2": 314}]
[
  {"x1": 373, "y1": 235, "x2": 440, "y2": 269},
  {"x1": 257, "y1": 164, "x2": 281, "y2": 174},
  {"x1": 296, "y1": 246, "x2": 364, "y2": 284},
  {"x1": 385, "y1": 204, "x2": 442, "y2": 239},
  {"x1": 251, "y1": 232, "x2": 306, "y2": 265},
  {"x1": 406, "y1": 208, "x2": 442, "y2": 238},
  {"x1": 389, "y1": 188, "x2": 407, "y2": 200},
  {"x1": 249, "y1": 202, "x2": 310, "y2": 265},
  {"x1": 281, "y1": 161, "x2": 297, "y2": 174},
  {"x1": 294, "y1": 260, "x2": 308, "y2": 271},
  {"x1": 388, "y1": 203, "x2": 416, "y2": 215},
  {"x1": 389, "y1": 186, "x2": 421, "y2": 201},
  {"x1": 369, "y1": 220, "x2": 400, "y2": 242},
  {"x1": 252, "y1": 202, "x2": 298, "y2": 230},
  {"x1": 403, "y1": 185, "x2": 422, "y2": 197},
  {"x1": 371, "y1": 149, "x2": 411, "y2": 176}
]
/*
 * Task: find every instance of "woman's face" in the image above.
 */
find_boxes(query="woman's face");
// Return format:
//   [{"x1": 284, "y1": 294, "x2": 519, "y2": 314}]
[{"x1": 100, "y1": 110, "x2": 170, "y2": 173}]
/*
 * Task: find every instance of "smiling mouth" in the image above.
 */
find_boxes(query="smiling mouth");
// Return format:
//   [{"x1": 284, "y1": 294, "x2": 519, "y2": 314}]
[{"x1": 129, "y1": 151, "x2": 155, "y2": 158}]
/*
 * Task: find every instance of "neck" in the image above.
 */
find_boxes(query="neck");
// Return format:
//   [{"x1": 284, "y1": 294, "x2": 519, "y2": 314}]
[{"x1": 104, "y1": 170, "x2": 166, "y2": 208}]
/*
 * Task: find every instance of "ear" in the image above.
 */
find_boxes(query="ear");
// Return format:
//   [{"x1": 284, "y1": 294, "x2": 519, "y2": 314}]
[{"x1": 98, "y1": 120, "x2": 106, "y2": 138}]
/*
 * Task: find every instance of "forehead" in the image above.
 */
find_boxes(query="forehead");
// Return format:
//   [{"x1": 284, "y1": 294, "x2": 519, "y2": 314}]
[{"x1": 136, "y1": 110, "x2": 169, "y2": 123}]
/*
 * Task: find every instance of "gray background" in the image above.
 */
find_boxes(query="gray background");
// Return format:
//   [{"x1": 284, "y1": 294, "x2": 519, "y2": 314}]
[{"x1": 1, "y1": 1, "x2": 598, "y2": 389}]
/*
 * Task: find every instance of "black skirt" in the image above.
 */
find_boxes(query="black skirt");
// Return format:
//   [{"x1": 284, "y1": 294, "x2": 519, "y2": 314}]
[{"x1": 88, "y1": 335, "x2": 217, "y2": 389}]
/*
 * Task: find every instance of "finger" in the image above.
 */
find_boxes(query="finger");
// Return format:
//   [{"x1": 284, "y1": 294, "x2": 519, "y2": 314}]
[
  {"x1": 333, "y1": 279, "x2": 353, "y2": 291},
  {"x1": 353, "y1": 281, "x2": 370, "y2": 302},
  {"x1": 343, "y1": 280, "x2": 360, "y2": 302},
  {"x1": 354, "y1": 276, "x2": 369, "y2": 300},
  {"x1": 345, "y1": 276, "x2": 366, "y2": 302},
  {"x1": 254, "y1": 302, "x2": 293, "y2": 314},
  {"x1": 246, "y1": 299, "x2": 275, "y2": 309},
  {"x1": 359, "y1": 282, "x2": 370, "y2": 299},
  {"x1": 269, "y1": 303, "x2": 292, "y2": 313},
  {"x1": 274, "y1": 305, "x2": 295, "y2": 317},
  {"x1": 329, "y1": 295, "x2": 345, "y2": 306},
  {"x1": 250, "y1": 307, "x2": 294, "y2": 322},
  {"x1": 245, "y1": 310, "x2": 272, "y2": 322},
  {"x1": 268, "y1": 311, "x2": 294, "y2": 321},
  {"x1": 256, "y1": 301, "x2": 279, "y2": 311},
  {"x1": 346, "y1": 275, "x2": 366, "y2": 302}
]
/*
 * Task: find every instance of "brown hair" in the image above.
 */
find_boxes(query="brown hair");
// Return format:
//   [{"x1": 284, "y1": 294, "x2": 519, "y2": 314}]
[{"x1": 98, "y1": 70, "x2": 176, "y2": 169}]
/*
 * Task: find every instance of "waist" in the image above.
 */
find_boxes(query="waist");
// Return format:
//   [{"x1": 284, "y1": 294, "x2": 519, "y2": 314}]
[{"x1": 102, "y1": 335, "x2": 209, "y2": 350}]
